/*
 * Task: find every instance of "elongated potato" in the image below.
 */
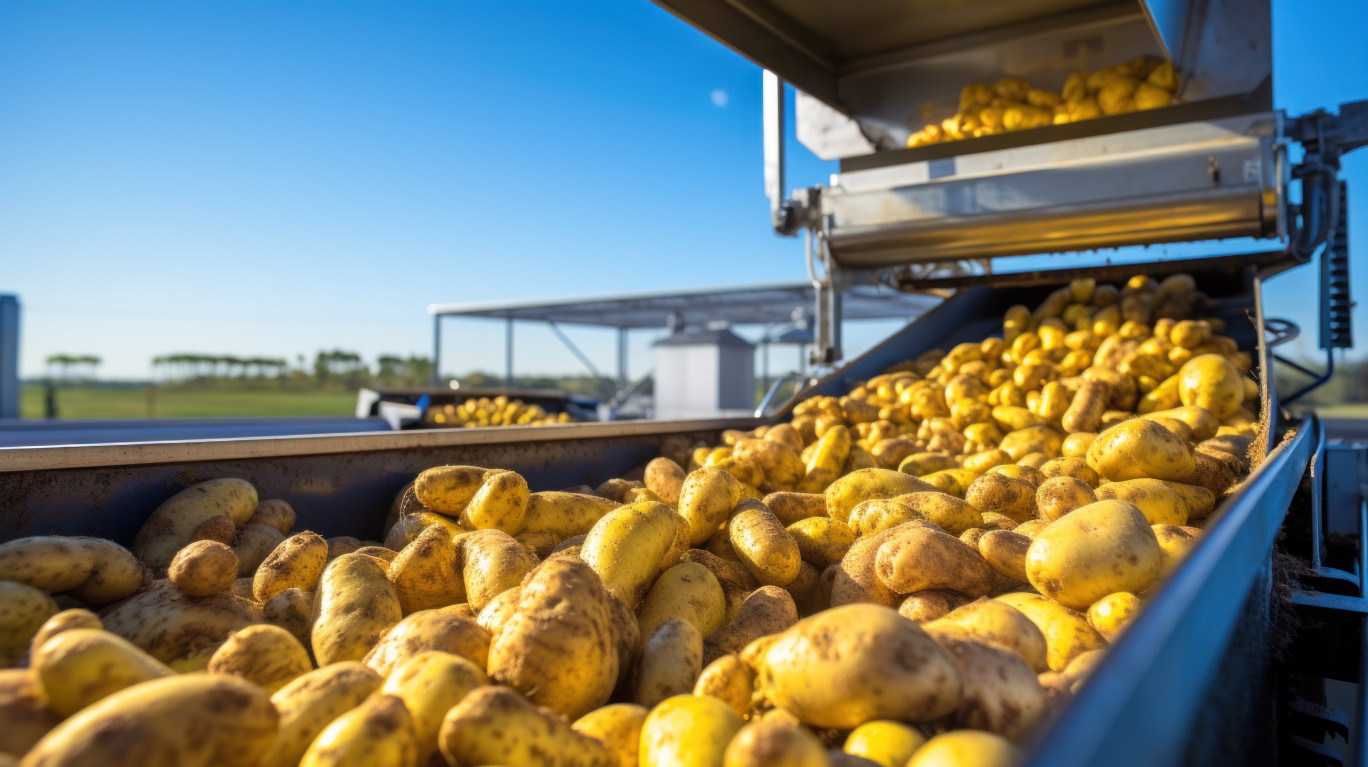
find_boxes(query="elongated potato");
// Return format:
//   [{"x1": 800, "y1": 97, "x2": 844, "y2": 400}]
[
  {"x1": 931, "y1": 633, "x2": 1046, "y2": 740},
  {"x1": 830, "y1": 527, "x2": 900, "y2": 609},
  {"x1": 995, "y1": 592, "x2": 1106, "y2": 672},
  {"x1": 924, "y1": 598, "x2": 1048, "y2": 673},
  {"x1": 574, "y1": 703, "x2": 648, "y2": 767},
  {"x1": 848, "y1": 498, "x2": 926, "y2": 537},
  {"x1": 583, "y1": 501, "x2": 683, "y2": 606},
  {"x1": 299, "y1": 693, "x2": 417, "y2": 767},
  {"x1": 637, "y1": 562, "x2": 726, "y2": 641},
  {"x1": 635, "y1": 620, "x2": 704, "y2": 708},
  {"x1": 32, "y1": 628, "x2": 174, "y2": 717},
  {"x1": 640, "y1": 694, "x2": 744, "y2": 767},
  {"x1": 729, "y1": 505, "x2": 801, "y2": 587},
  {"x1": 131, "y1": 478, "x2": 259, "y2": 571},
  {"x1": 875, "y1": 523, "x2": 994, "y2": 597},
  {"x1": 98, "y1": 580, "x2": 261, "y2": 671},
  {"x1": 827, "y1": 469, "x2": 934, "y2": 523},
  {"x1": 462, "y1": 528, "x2": 538, "y2": 610},
  {"x1": 695, "y1": 654, "x2": 756, "y2": 716},
  {"x1": 1025, "y1": 500, "x2": 1162, "y2": 609},
  {"x1": 978, "y1": 530, "x2": 1031, "y2": 583},
  {"x1": 787, "y1": 517, "x2": 856, "y2": 568},
  {"x1": 525, "y1": 492, "x2": 621, "y2": 539},
  {"x1": 888, "y1": 492, "x2": 984, "y2": 534},
  {"x1": 759, "y1": 603, "x2": 962, "y2": 729},
  {"x1": 679, "y1": 468, "x2": 743, "y2": 546},
  {"x1": 311, "y1": 553, "x2": 402, "y2": 666},
  {"x1": 169, "y1": 540, "x2": 239, "y2": 597},
  {"x1": 234, "y1": 523, "x2": 287, "y2": 576},
  {"x1": 23, "y1": 674, "x2": 278, "y2": 767},
  {"x1": 799, "y1": 425, "x2": 852, "y2": 492},
  {"x1": 260, "y1": 662, "x2": 383, "y2": 767},
  {"x1": 67, "y1": 538, "x2": 147, "y2": 607},
  {"x1": 0, "y1": 581, "x2": 57, "y2": 666},
  {"x1": 723, "y1": 716, "x2": 827, "y2": 767},
  {"x1": 209, "y1": 624, "x2": 313, "y2": 694},
  {"x1": 363, "y1": 606, "x2": 492, "y2": 676},
  {"x1": 414, "y1": 465, "x2": 485, "y2": 514},
  {"x1": 253, "y1": 530, "x2": 328, "y2": 603},
  {"x1": 703, "y1": 586, "x2": 798, "y2": 664},
  {"x1": 0, "y1": 537, "x2": 95, "y2": 592},
  {"x1": 762, "y1": 492, "x2": 828, "y2": 526},
  {"x1": 440, "y1": 686, "x2": 615, "y2": 767},
  {"x1": 1094, "y1": 478, "x2": 1190, "y2": 525}
]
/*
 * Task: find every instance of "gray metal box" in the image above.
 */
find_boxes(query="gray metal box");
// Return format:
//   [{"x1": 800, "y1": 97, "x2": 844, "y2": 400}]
[{"x1": 654, "y1": 328, "x2": 756, "y2": 420}]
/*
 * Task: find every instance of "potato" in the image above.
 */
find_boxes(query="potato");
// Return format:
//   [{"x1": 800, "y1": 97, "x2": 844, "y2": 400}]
[
  {"x1": 311, "y1": 552, "x2": 402, "y2": 666},
  {"x1": 682, "y1": 550, "x2": 759, "y2": 621},
  {"x1": 762, "y1": 492, "x2": 828, "y2": 526},
  {"x1": 644, "y1": 457, "x2": 688, "y2": 505},
  {"x1": 965, "y1": 474, "x2": 1037, "y2": 523},
  {"x1": 986, "y1": 463, "x2": 1045, "y2": 487},
  {"x1": 0, "y1": 536, "x2": 96, "y2": 592},
  {"x1": 829, "y1": 526, "x2": 900, "y2": 609},
  {"x1": 414, "y1": 464, "x2": 486, "y2": 513},
  {"x1": 786, "y1": 517, "x2": 855, "y2": 568},
  {"x1": 574, "y1": 704, "x2": 648, "y2": 767},
  {"x1": 898, "y1": 453, "x2": 959, "y2": 477},
  {"x1": 826, "y1": 468, "x2": 934, "y2": 524},
  {"x1": 800, "y1": 425, "x2": 853, "y2": 492},
  {"x1": 458, "y1": 469, "x2": 531, "y2": 535},
  {"x1": 723, "y1": 716, "x2": 827, "y2": 767},
  {"x1": 847, "y1": 499, "x2": 926, "y2": 537},
  {"x1": 735, "y1": 438, "x2": 806, "y2": 489},
  {"x1": 918, "y1": 468, "x2": 979, "y2": 498},
  {"x1": 204, "y1": 624, "x2": 311, "y2": 694},
  {"x1": 998, "y1": 425, "x2": 1064, "y2": 461},
  {"x1": 1152, "y1": 524, "x2": 1200, "y2": 578},
  {"x1": 31, "y1": 628, "x2": 173, "y2": 717},
  {"x1": 1035, "y1": 476, "x2": 1096, "y2": 522},
  {"x1": 695, "y1": 654, "x2": 756, "y2": 716},
  {"x1": 1086, "y1": 418, "x2": 1196, "y2": 481},
  {"x1": 931, "y1": 633, "x2": 1046, "y2": 740},
  {"x1": 462, "y1": 528, "x2": 538, "y2": 610},
  {"x1": 637, "y1": 562, "x2": 726, "y2": 641},
  {"x1": 263, "y1": 588, "x2": 313, "y2": 645},
  {"x1": 635, "y1": 620, "x2": 704, "y2": 707},
  {"x1": 1177, "y1": 354, "x2": 1244, "y2": 419},
  {"x1": 24, "y1": 674, "x2": 277, "y2": 767},
  {"x1": 383, "y1": 515, "x2": 432, "y2": 551},
  {"x1": 489, "y1": 557, "x2": 619, "y2": 719},
  {"x1": 525, "y1": 492, "x2": 621, "y2": 539},
  {"x1": 729, "y1": 505, "x2": 801, "y2": 587},
  {"x1": 66, "y1": 538, "x2": 146, "y2": 607},
  {"x1": 0, "y1": 581, "x2": 57, "y2": 666},
  {"x1": 131, "y1": 478, "x2": 259, "y2": 571},
  {"x1": 1088, "y1": 592, "x2": 1140, "y2": 641},
  {"x1": 640, "y1": 693, "x2": 744, "y2": 767},
  {"x1": 583, "y1": 501, "x2": 684, "y2": 607},
  {"x1": 364, "y1": 606, "x2": 492, "y2": 676},
  {"x1": 253, "y1": 530, "x2": 328, "y2": 603},
  {"x1": 925, "y1": 597, "x2": 1048, "y2": 673},
  {"x1": 890, "y1": 491, "x2": 985, "y2": 535},
  {"x1": 995, "y1": 592, "x2": 1106, "y2": 671},
  {"x1": 29, "y1": 608, "x2": 101, "y2": 653},
  {"x1": 677, "y1": 469, "x2": 744, "y2": 547},
  {"x1": 299, "y1": 693, "x2": 417, "y2": 767},
  {"x1": 478, "y1": 585, "x2": 523, "y2": 633},
  {"x1": 978, "y1": 530, "x2": 1031, "y2": 583},
  {"x1": 326, "y1": 536, "x2": 364, "y2": 560},
  {"x1": 703, "y1": 586, "x2": 798, "y2": 665},
  {"x1": 260, "y1": 662, "x2": 383, "y2": 767},
  {"x1": 759, "y1": 603, "x2": 961, "y2": 729},
  {"x1": 97, "y1": 580, "x2": 261, "y2": 671},
  {"x1": 234, "y1": 523, "x2": 287, "y2": 576},
  {"x1": 380, "y1": 526, "x2": 463, "y2": 614},
  {"x1": 166, "y1": 540, "x2": 239, "y2": 597},
  {"x1": 0, "y1": 668, "x2": 62, "y2": 757},
  {"x1": 875, "y1": 522, "x2": 993, "y2": 597},
  {"x1": 1094, "y1": 478, "x2": 1190, "y2": 525},
  {"x1": 248, "y1": 498, "x2": 296, "y2": 534},
  {"x1": 843, "y1": 720, "x2": 926, "y2": 767},
  {"x1": 1026, "y1": 499, "x2": 1162, "y2": 609},
  {"x1": 897, "y1": 591, "x2": 960, "y2": 623},
  {"x1": 1061, "y1": 432, "x2": 1097, "y2": 457},
  {"x1": 905, "y1": 730, "x2": 1016, "y2": 767},
  {"x1": 440, "y1": 686, "x2": 615, "y2": 767}
]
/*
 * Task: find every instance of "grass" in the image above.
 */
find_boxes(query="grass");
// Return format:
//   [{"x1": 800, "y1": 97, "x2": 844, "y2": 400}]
[{"x1": 19, "y1": 384, "x2": 358, "y2": 419}]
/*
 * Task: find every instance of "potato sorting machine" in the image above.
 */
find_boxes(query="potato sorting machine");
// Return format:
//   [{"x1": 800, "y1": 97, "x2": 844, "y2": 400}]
[{"x1": 3, "y1": 0, "x2": 1368, "y2": 764}]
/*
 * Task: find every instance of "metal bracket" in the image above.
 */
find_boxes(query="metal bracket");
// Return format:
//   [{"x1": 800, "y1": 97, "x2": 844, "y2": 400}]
[{"x1": 763, "y1": 71, "x2": 803, "y2": 237}]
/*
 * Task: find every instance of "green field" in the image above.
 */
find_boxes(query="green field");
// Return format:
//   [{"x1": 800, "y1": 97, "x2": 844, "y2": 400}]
[{"x1": 20, "y1": 384, "x2": 358, "y2": 419}]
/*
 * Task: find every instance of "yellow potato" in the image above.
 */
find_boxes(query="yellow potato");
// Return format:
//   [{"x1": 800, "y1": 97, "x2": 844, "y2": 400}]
[
  {"x1": 131, "y1": 478, "x2": 259, "y2": 570},
  {"x1": 299, "y1": 693, "x2": 417, "y2": 767},
  {"x1": 311, "y1": 552, "x2": 402, "y2": 666},
  {"x1": 583, "y1": 500, "x2": 687, "y2": 607},
  {"x1": 67, "y1": 538, "x2": 147, "y2": 607},
  {"x1": 0, "y1": 667, "x2": 63, "y2": 758},
  {"x1": 378, "y1": 651, "x2": 486, "y2": 764},
  {"x1": 729, "y1": 505, "x2": 802, "y2": 587},
  {"x1": 830, "y1": 527, "x2": 900, "y2": 609},
  {"x1": 260, "y1": 662, "x2": 383, "y2": 767},
  {"x1": 919, "y1": 468, "x2": 980, "y2": 498},
  {"x1": 998, "y1": 425, "x2": 1065, "y2": 461},
  {"x1": 906, "y1": 730, "x2": 1016, "y2": 767},
  {"x1": 364, "y1": 606, "x2": 492, "y2": 676},
  {"x1": 978, "y1": 530, "x2": 1031, "y2": 583},
  {"x1": 1087, "y1": 592, "x2": 1141, "y2": 641},
  {"x1": 637, "y1": 562, "x2": 727, "y2": 641},
  {"x1": 440, "y1": 686, "x2": 615, "y2": 767},
  {"x1": 843, "y1": 720, "x2": 926, "y2": 767},
  {"x1": 247, "y1": 498, "x2": 296, "y2": 534},
  {"x1": 0, "y1": 580, "x2": 57, "y2": 666},
  {"x1": 889, "y1": 492, "x2": 984, "y2": 535},
  {"x1": 263, "y1": 587, "x2": 313, "y2": 646},
  {"x1": 640, "y1": 693, "x2": 744, "y2": 767},
  {"x1": 703, "y1": 586, "x2": 798, "y2": 664},
  {"x1": 1086, "y1": 418, "x2": 1196, "y2": 481},
  {"x1": 875, "y1": 522, "x2": 994, "y2": 597},
  {"x1": 489, "y1": 557, "x2": 619, "y2": 719},
  {"x1": 897, "y1": 591, "x2": 961, "y2": 623},
  {"x1": 847, "y1": 498, "x2": 926, "y2": 537},
  {"x1": 826, "y1": 468, "x2": 934, "y2": 524},
  {"x1": 931, "y1": 633, "x2": 1046, "y2": 740},
  {"x1": 925, "y1": 597, "x2": 1048, "y2": 673},
  {"x1": 253, "y1": 530, "x2": 329, "y2": 603},
  {"x1": 461, "y1": 528, "x2": 538, "y2": 610},
  {"x1": 995, "y1": 592, "x2": 1106, "y2": 672},
  {"x1": 24, "y1": 674, "x2": 277, "y2": 767},
  {"x1": 29, "y1": 608, "x2": 101, "y2": 653},
  {"x1": 461, "y1": 469, "x2": 531, "y2": 535},
  {"x1": 1094, "y1": 478, "x2": 1190, "y2": 525},
  {"x1": 723, "y1": 716, "x2": 827, "y2": 767},
  {"x1": 164, "y1": 539, "x2": 239, "y2": 597},
  {"x1": 762, "y1": 492, "x2": 828, "y2": 526},
  {"x1": 208, "y1": 624, "x2": 313, "y2": 694},
  {"x1": 786, "y1": 517, "x2": 856, "y2": 568},
  {"x1": 898, "y1": 452, "x2": 960, "y2": 477},
  {"x1": 1152, "y1": 524, "x2": 1200, "y2": 578},
  {"x1": 233, "y1": 523, "x2": 287, "y2": 576},
  {"x1": 636, "y1": 619, "x2": 704, "y2": 708},
  {"x1": 735, "y1": 438, "x2": 806, "y2": 489},
  {"x1": 965, "y1": 474, "x2": 1038, "y2": 523},
  {"x1": 1177, "y1": 354, "x2": 1244, "y2": 419},
  {"x1": 31, "y1": 628, "x2": 174, "y2": 717},
  {"x1": 0, "y1": 536, "x2": 96, "y2": 592},
  {"x1": 1036, "y1": 476, "x2": 1097, "y2": 522},
  {"x1": 574, "y1": 703, "x2": 649, "y2": 767},
  {"x1": 800, "y1": 424, "x2": 852, "y2": 492},
  {"x1": 1142, "y1": 405, "x2": 1220, "y2": 441},
  {"x1": 679, "y1": 468, "x2": 744, "y2": 546},
  {"x1": 1061, "y1": 432, "x2": 1098, "y2": 457},
  {"x1": 1026, "y1": 499, "x2": 1162, "y2": 609},
  {"x1": 387, "y1": 524, "x2": 464, "y2": 613},
  {"x1": 645, "y1": 457, "x2": 689, "y2": 504},
  {"x1": 759, "y1": 604, "x2": 962, "y2": 729},
  {"x1": 98, "y1": 580, "x2": 260, "y2": 671},
  {"x1": 524, "y1": 491, "x2": 620, "y2": 539},
  {"x1": 694, "y1": 654, "x2": 756, "y2": 716}
]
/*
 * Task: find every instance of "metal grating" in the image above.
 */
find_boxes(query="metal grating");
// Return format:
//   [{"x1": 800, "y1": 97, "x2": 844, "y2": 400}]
[{"x1": 1322, "y1": 181, "x2": 1353, "y2": 350}]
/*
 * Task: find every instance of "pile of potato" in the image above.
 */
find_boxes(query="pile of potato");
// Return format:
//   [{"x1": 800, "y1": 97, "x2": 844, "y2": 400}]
[
  {"x1": 906, "y1": 56, "x2": 1180, "y2": 147},
  {"x1": 426, "y1": 396, "x2": 573, "y2": 428},
  {"x1": 0, "y1": 273, "x2": 1259, "y2": 767}
]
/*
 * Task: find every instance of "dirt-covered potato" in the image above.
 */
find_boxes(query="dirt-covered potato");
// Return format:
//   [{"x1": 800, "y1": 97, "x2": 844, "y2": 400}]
[
  {"x1": 233, "y1": 523, "x2": 287, "y2": 576},
  {"x1": 847, "y1": 499, "x2": 926, "y2": 537},
  {"x1": 639, "y1": 693, "x2": 744, "y2": 767},
  {"x1": 573, "y1": 704, "x2": 647, "y2": 767},
  {"x1": 31, "y1": 628, "x2": 173, "y2": 717},
  {"x1": 978, "y1": 530, "x2": 1031, "y2": 584},
  {"x1": 263, "y1": 588, "x2": 313, "y2": 645},
  {"x1": 875, "y1": 522, "x2": 994, "y2": 597},
  {"x1": 905, "y1": 730, "x2": 1017, "y2": 767},
  {"x1": 311, "y1": 552, "x2": 402, "y2": 666},
  {"x1": 1026, "y1": 499, "x2": 1162, "y2": 609},
  {"x1": 0, "y1": 667, "x2": 63, "y2": 758},
  {"x1": 759, "y1": 603, "x2": 962, "y2": 729},
  {"x1": 695, "y1": 654, "x2": 756, "y2": 716},
  {"x1": 678, "y1": 468, "x2": 743, "y2": 546},
  {"x1": 23, "y1": 674, "x2": 277, "y2": 767},
  {"x1": 461, "y1": 528, "x2": 538, "y2": 611},
  {"x1": 1087, "y1": 418, "x2": 1196, "y2": 482},
  {"x1": 966, "y1": 473, "x2": 1038, "y2": 524},
  {"x1": 787, "y1": 517, "x2": 856, "y2": 568},
  {"x1": 635, "y1": 620, "x2": 704, "y2": 708},
  {"x1": 385, "y1": 525, "x2": 464, "y2": 613},
  {"x1": 762, "y1": 492, "x2": 828, "y2": 526},
  {"x1": 931, "y1": 633, "x2": 1046, "y2": 740},
  {"x1": 826, "y1": 468, "x2": 935, "y2": 524},
  {"x1": 100, "y1": 580, "x2": 261, "y2": 671},
  {"x1": 131, "y1": 478, "x2": 259, "y2": 571},
  {"x1": 168, "y1": 540, "x2": 239, "y2": 597},
  {"x1": 703, "y1": 586, "x2": 798, "y2": 665},
  {"x1": 68, "y1": 538, "x2": 148, "y2": 607},
  {"x1": 488, "y1": 557, "x2": 619, "y2": 719},
  {"x1": 898, "y1": 452, "x2": 960, "y2": 477},
  {"x1": 364, "y1": 606, "x2": 492, "y2": 676},
  {"x1": 208, "y1": 624, "x2": 312, "y2": 694},
  {"x1": 0, "y1": 536, "x2": 97, "y2": 593},
  {"x1": 729, "y1": 504, "x2": 801, "y2": 587},
  {"x1": 524, "y1": 491, "x2": 621, "y2": 539},
  {"x1": 723, "y1": 716, "x2": 827, "y2": 767},
  {"x1": 440, "y1": 686, "x2": 615, "y2": 767},
  {"x1": 29, "y1": 608, "x2": 102, "y2": 654},
  {"x1": 830, "y1": 526, "x2": 900, "y2": 609},
  {"x1": 298, "y1": 693, "x2": 417, "y2": 767},
  {"x1": 682, "y1": 549, "x2": 759, "y2": 621},
  {"x1": 253, "y1": 530, "x2": 328, "y2": 603},
  {"x1": 897, "y1": 591, "x2": 960, "y2": 623},
  {"x1": 637, "y1": 562, "x2": 726, "y2": 641},
  {"x1": 643, "y1": 457, "x2": 688, "y2": 505},
  {"x1": 1036, "y1": 476, "x2": 1096, "y2": 522},
  {"x1": 0, "y1": 580, "x2": 58, "y2": 666},
  {"x1": 462, "y1": 469, "x2": 531, "y2": 535},
  {"x1": 995, "y1": 592, "x2": 1106, "y2": 672},
  {"x1": 260, "y1": 662, "x2": 383, "y2": 767},
  {"x1": 247, "y1": 498, "x2": 296, "y2": 535},
  {"x1": 888, "y1": 492, "x2": 984, "y2": 535},
  {"x1": 1087, "y1": 592, "x2": 1141, "y2": 641},
  {"x1": 326, "y1": 536, "x2": 364, "y2": 560},
  {"x1": 1094, "y1": 478, "x2": 1191, "y2": 525},
  {"x1": 924, "y1": 598, "x2": 1049, "y2": 673},
  {"x1": 583, "y1": 501, "x2": 686, "y2": 607}
]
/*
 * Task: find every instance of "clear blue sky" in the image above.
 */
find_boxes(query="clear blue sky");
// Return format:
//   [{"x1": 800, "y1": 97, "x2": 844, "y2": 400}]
[{"x1": 2, "y1": 0, "x2": 1366, "y2": 381}]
